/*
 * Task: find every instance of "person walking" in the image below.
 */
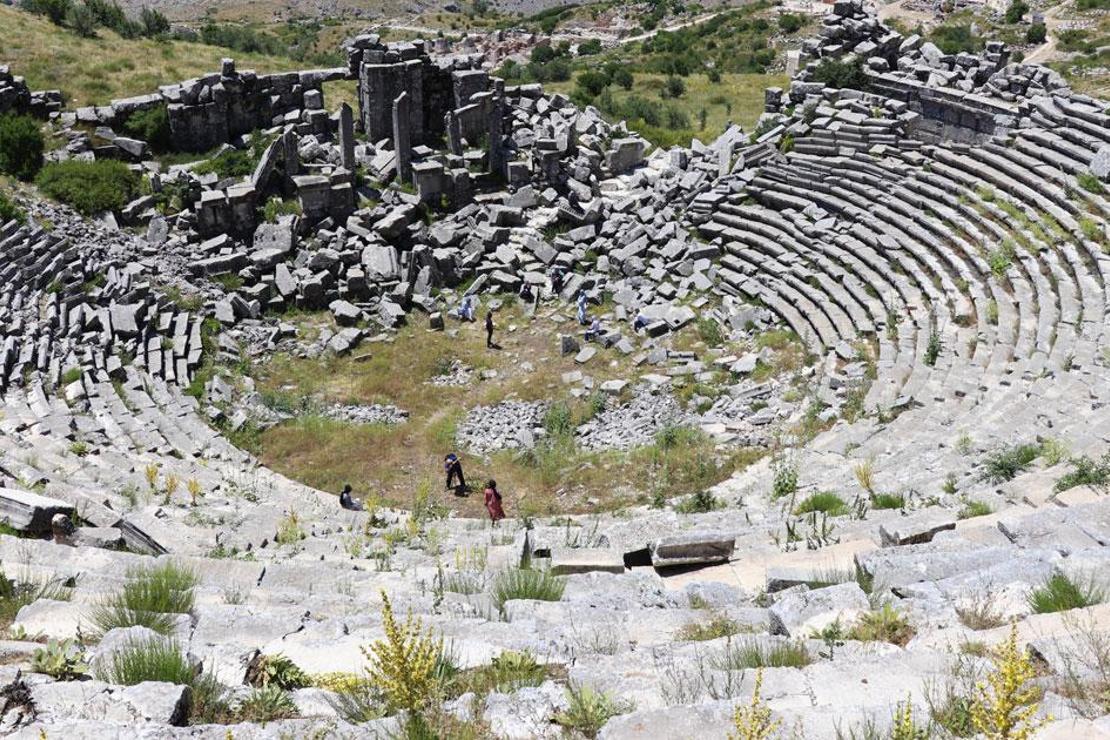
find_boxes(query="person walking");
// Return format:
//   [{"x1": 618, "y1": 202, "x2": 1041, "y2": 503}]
[
  {"x1": 485, "y1": 309, "x2": 495, "y2": 349},
  {"x1": 444, "y1": 453, "x2": 466, "y2": 496},
  {"x1": 483, "y1": 479, "x2": 505, "y2": 524}
]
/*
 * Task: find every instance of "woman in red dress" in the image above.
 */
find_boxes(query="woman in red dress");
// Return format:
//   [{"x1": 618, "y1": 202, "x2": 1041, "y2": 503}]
[{"x1": 483, "y1": 479, "x2": 505, "y2": 524}]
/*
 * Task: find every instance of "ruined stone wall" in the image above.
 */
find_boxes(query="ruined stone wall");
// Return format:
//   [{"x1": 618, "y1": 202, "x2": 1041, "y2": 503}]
[
  {"x1": 0, "y1": 65, "x2": 63, "y2": 119},
  {"x1": 97, "y1": 59, "x2": 347, "y2": 153},
  {"x1": 348, "y1": 35, "x2": 470, "y2": 147}
]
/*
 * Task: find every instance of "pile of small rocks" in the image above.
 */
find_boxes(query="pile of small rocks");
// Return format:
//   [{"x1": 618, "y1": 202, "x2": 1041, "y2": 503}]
[
  {"x1": 456, "y1": 400, "x2": 548, "y2": 454},
  {"x1": 427, "y1": 360, "x2": 474, "y2": 387},
  {"x1": 321, "y1": 403, "x2": 409, "y2": 425},
  {"x1": 576, "y1": 388, "x2": 689, "y2": 451}
]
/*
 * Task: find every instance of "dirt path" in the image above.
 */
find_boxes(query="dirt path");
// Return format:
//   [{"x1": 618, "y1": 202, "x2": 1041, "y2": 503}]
[{"x1": 1024, "y1": 1, "x2": 1071, "y2": 65}]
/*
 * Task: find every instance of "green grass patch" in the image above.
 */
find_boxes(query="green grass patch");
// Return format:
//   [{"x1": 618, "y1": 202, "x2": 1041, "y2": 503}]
[
  {"x1": 793, "y1": 491, "x2": 848, "y2": 517},
  {"x1": 490, "y1": 567, "x2": 565, "y2": 615},
  {"x1": 35, "y1": 159, "x2": 138, "y2": 214},
  {"x1": 1028, "y1": 573, "x2": 1104, "y2": 614},
  {"x1": 711, "y1": 637, "x2": 811, "y2": 669},
  {"x1": 979, "y1": 442, "x2": 1040, "y2": 483},
  {"x1": 870, "y1": 492, "x2": 905, "y2": 510}
]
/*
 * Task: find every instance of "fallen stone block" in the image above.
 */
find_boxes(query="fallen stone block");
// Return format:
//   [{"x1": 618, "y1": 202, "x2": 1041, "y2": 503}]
[
  {"x1": 650, "y1": 532, "x2": 735, "y2": 568},
  {"x1": 549, "y1": 548, "x2": 625, "y2": 576},
  {"x1": 0, "y1": 488, "x2": 75, "y2": 535}
]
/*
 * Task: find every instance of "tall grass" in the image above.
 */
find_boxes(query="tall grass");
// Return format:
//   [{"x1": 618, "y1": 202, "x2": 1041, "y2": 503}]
[
  {"x1": 96, "y1": 637, "x2": 192, "y2": 685},
  {"x1": 1028, "y1": 574, "x2": 1104, "y2": 614},
  {"x1": 91, "y1": 561, "x2": 198, "y2": 635},
  {"x1": 711, "y1": 637, "x2": 811, "y2": 670},
  {"x1": 490, "y1": 567, "x2": 565, "y2": 615},
  {"x1": 793, "y1": 492, "x2": 848, "y2": 516}
]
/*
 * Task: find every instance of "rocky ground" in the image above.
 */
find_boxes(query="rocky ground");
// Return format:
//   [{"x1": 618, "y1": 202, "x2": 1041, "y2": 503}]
[{"x1": 0, "y1": 0, "x2": 1107, "y2": 737}]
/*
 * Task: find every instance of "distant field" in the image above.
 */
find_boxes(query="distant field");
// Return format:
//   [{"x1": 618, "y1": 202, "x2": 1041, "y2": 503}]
[{"x1": 0, "y1": 5, "x2": 354, "y2": 109}]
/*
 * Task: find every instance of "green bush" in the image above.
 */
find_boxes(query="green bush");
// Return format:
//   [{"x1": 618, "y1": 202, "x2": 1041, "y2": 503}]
[
  {"x1": 491, "y1": 567, "x2": 565, "y2": 615},
  {"x1": 1004, "y1": 0, "x2": 1028, "y2": 23},
  {"x1": 778, "y1": 13, "x2": 803, "y2": 33},
  {"x1": 96, "y1": 638, "x2": 193, "y2": 685},
  {"x1": 662, "y1": 76, "x2": 686, "y2": 99},
  {"x1": 794, "y1": 492, "x2": 849, "y2": 516},
  {"x1": 66, "y1": 3, "x2": 99, "y2": 37},
  {"x1": 35, "y1": 160, "x2": 139, "y2": 215},
  {"x1": 847, "y1": 604, "x2": 915, "y2": 645},
  {"x1": 870, "y1": 492, "x2": 905, "y2": 509},
  {"x1": 576, "y1": 70, "x2": 610, "y2": 98},
  {"x1": 0, "y1": 115, "x2": 45, "y2": 181},
  {"x1": 811, "y1": 57, "x2": 868, "y2": 90},
  {"x1": 238, "y1": 685, "x2": 298, "y2": 722},
  {"x1": 0, "y1": 189, "x2": 25, "y2": 224},
  {"x1": 249, "y1": 653, "x2": 309, "y2": 690},
  {"x1": 979, "y1": 442, "x2": 1039, "y2": 483},
  {"x1": 1025, "y1": 23, "x2": 1046, "y2": 44},
  {"x1": 140, "y1": 7, "x2": 170, "y2": 35},
  {"x1": 120, "y1": 105, "x2": 172, "y2": 153},
  {"x1": 578, "y1": 39, "x2": 602, "y2": 55},
  {"x1": 91, "y1": 561, "x2": 198, "y2": 635},
  {"x1": 1028, "y1": 573, "x2": 1104, "y2": 614}
]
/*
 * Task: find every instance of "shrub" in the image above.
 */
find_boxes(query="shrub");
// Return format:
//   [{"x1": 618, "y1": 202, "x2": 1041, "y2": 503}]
[
  {"x1": 140, "y1": 6, "x2": 169, "y2": 36},
  {"x1": 120, "y1": 105, "x2": 172, "y2": 153},
  {"x1": 771, "y1": 459, "x2": 798, "y2": 499},
  {"x1": 1005, "y1": 0, "x2": 1028, "y2": 23},
  {"x1": 931, "y1": 24, "x2": 982, "y2": 54},
  {"x1": 31, "y1": 638, "x2": 88, "y2": 680},
  {"x1": 793, "y1": 492, "x2": 848, "y2": 517},
  {"x1": 248, "y1": 653, "x2": 308, "y2": 690},
  {"x1": 980, "y1": 442, "x2": 1040, "y2": 483},
  {"x1": 1025, "y1": 23, "x2": 1046, "y2": 44},
  {"x1": 36, "y1": 160, "x2": 139, "y2": 215},
  {"x1": 0, "y1": 115, "x2": 45, "y2": 181},
  {"x1": 238, "y1": 685, "x2": 298, "y2": 722},
  {"x1": 611, "y1": 67, "x2": 634, "y2": 90},
  {"x1": 1028, "y1": 573, "x2": 1104, "y2": 614},
  {"x1": 491, "y1": 567, "x2": 565, "y2": 614},
  {"x1": 0, "y1": 189, "x2": 25, "y2": 224},
  {"x1": 696, "y1": 317, "x2": 724, "y2": 346},
  {"x1": 363, "y1": 591, "x2": 442, "y2": 712},
  {"x1": 713, "y1": 637, "x2": 811, "y2": 669},
  {"x1": 1054, "y1": 453, "x2": 1110, "y2": 493},
  {"x1": 91, "y1": 561, "x2": 198, "y2": 635},
  {"x1": 322, "y1": 675, "x2": 384, "y2": 723},
  {"x1": 728, "y1": 668, "x2": 779, "y2": 740},
  {"x1": 554, "y1": 683, "x2": 633, "y2": 738},
  {"x1": 778, "y1": 13, "x2": 803, "y2": 33},
  {"x1": 578, "y1": 38, "x2": 602, "y2": 55},
  {"x1": 455, "y1": 650, "x2": 547, "y2": 695},
  {"x1": 848, "y1": 604, "x2": 915, "y2": 646},
  {"x1": 811, "y1": 57, "x2": 867, "y2": 90},
  {"x1": 576, "y1": 70, "x2": 610, "y2": 98},
  {"x1": 970, "y1": 623, "x2": 1048, "y2": 739},
  {"x1": 96, "y1": 637, "x2": 193, "y2": 685},
  {"x1": 662, "y1": 76, "x2": 686, "y2": 99},
  {"x1": 924, "y1": 328, "x2": 942, "y2": 366}
]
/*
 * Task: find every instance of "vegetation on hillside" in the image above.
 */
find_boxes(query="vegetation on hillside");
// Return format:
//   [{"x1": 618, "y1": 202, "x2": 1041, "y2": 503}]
[{"x1": 35, "y1": 159, "x2": 139, "y2": 215}]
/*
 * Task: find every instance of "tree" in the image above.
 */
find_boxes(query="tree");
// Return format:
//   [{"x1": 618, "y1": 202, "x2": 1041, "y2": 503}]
[
  {"x1": 611, "y1": 67, "x2": 634, "y2": 90},
  {"x1": 662, "y1": 75, "x2": 686, "y2": 99},
  {"x1": 1025, "y1": 23, "x2": 1046, "y2": 44},
  {"x1": 576, "y1": 70, "x2": 609, "y2": 98},
  {"x1": 140, "y1": 6, "x2": 169, "y2": 36},
  {"x1": 1005, "y1": 0, "x2": 1028, "y2": 24},
  {"x1": 578, "y1": 38, "x2": 602, "y2": 56}
]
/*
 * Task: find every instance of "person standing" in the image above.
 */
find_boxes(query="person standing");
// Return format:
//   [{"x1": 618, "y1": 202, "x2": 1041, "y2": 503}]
[
  {"x1": 444, "y1": 453, "x2": 466, "y2": 496},
  {"x1": 485, "y1": 309, "x2": 495, "y2": 349},
  {"x1": 576, "y1": 290, "x2": 588, "y2": 325},
  {"x1": 483, "y1": 479, "x2": 505, "y2": 524}
]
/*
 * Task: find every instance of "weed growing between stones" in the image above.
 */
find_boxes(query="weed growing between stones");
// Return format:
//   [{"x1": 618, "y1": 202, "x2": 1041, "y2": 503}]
[
  {"x1": 970, "y1": 623, "x2": 1049, "y2": 739},
  {"x1": 0, "y1": 570, "x2": 71, "y2": 634},
  {"x1": 1053, "y1": 453, "x2": 1110, "y2": 493},
  {"x1": 363, "y1": 591, "x2": 443, "y2": 713},
  {"x1": 554, "y1": 683, "x2": 634, "y2": 738},
  {"x1": 30, "y1": 638, "x2": 87, "y2": 680},
  {"x1": 91, "y1": 561, "x2": 197, "y2": 635},
  {"x1": 676, "y1": 612, "x2": 744, "y2": 642},
  {"x1": 712, "y1": 637, "x2": 812, "y2": 670},
  {"x1": 96, "y1": 637, "x2": 192, "y2": 685},
  {"x1": 727, "y1": 667, "x2": 779, "y2": 740},
  {"x1": 1027, "y1": 573, "x2": 1105, "y2": 614},
  {"x1": 847, "y1": 604, "x2": 915, "y2": 646},
  {"x1": 237, "y1": 685, "x2": 299, "y2": 722},
  {"x1": 958, "y1": 500, "x2": 992, "y2": 519},
  {"x1": 793, "y1": 491, "x2": 849, "y2": 517},
  {"x1": 979, "y1": 442, "x2": 1040, "y2": 483},
  {"x1": 1054, "y1": 612, "x2": 1110, "y2": 718}
]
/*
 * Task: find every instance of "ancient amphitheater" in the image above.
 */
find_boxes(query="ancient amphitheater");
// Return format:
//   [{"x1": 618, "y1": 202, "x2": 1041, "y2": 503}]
[{"x1": 0, "y1": 1, "x2": 1108, "y2": 737}]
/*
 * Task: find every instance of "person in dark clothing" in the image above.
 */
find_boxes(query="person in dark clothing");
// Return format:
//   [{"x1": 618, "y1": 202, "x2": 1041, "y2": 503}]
[
  {"x1": 444, "y1": 453, "x2": 466, "y2": 496},
  {"x1": 484, "y1": 479, "x2": 505, "y2": 523},
  {"x1": 339, "y1": 483, "x2": 363, "y2": 511},
  {"x1": 550, "y1": 268, "x2": 565, "y2": 297},
  {"x1": 485, "y1": 310, "x2": 495, "y2": 348}
]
